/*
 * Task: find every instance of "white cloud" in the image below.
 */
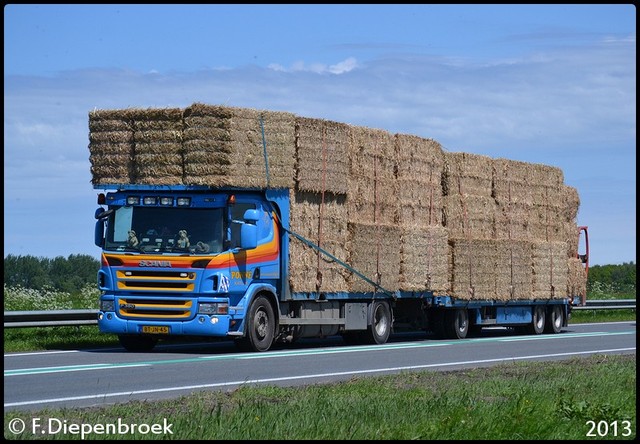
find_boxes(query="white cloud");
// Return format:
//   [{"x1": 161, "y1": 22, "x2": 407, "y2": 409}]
[{"x1": 267, "y1": 57, "x2": 358, "y2": 74}]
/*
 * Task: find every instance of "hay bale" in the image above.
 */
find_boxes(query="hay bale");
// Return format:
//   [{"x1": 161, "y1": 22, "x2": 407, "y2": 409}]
[
  {"x1": 128, "y1": 107, "x2": 184, "y2": 184},
  {"x1": 443, "y1": 152, "x2": 493, "y2": 197},
  {"x1": 395, "y1": 134, "x2": 444, "y2": 227},
  {"x1": 288, "y1": 190, "x2": 349, "y2": 293},
  {"x1": 295, "y1": 117, "x2": 350, "y2": 195},
  {"x1": 494, "y1": 200, "x2": 532, "y2": 241},
  {"x1": 347, "y1": 222, "x2": 401, "y2": 293},
  {"x1": 567, "y1": 257, "x2": 587, "y2": 299},
  {"x1": 449, "y1": 238, "x2": 498, "y2": 300},
  {"x1": 495, "y1": 240, "x2": 533, "y2": 300},
  {"x1": 183, "y1": 104, "x2": 296, "y2": 188},
  {"x1": 348, "y1": 126, "x2": 398, "y2": 225},
  {"x1": 400, "y1": 226, "x2": 450, "y2": 293},
  {"x1": 443, "y1": 194, "x2": 496, "y2": 239},
  {"x1": 88, "y1": 109, "x2": 136, "y2": 185},
  {"x1": 532, "y1": 241, "x2": 569, "y2": 299}
]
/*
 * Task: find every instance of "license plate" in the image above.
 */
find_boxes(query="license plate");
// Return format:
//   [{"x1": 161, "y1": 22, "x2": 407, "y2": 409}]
[{"x1": 141, "y1": 325, "x2": 169, "y2": 334}]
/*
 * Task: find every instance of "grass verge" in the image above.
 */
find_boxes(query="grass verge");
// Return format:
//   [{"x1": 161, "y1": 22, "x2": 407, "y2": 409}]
[{"x1": 3, "y1": 354, "x2": 635, "y2": 440}]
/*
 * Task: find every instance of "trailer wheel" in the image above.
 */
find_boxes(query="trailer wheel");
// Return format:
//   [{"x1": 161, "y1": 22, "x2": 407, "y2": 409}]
[
  {"x1": 544, "y1": 305, "x2": 564, "y2": 334},
  {"x1": 445, "y1": 309, "x2": 469, "y2": 339},
  {"x1": 238, "y1": 295, "x2": 275, "y2": 352},
  {"x1": 528, "y1": 305, "x2": 546, "y2": 335},
  {"x1": 118, "y1": 335, "x2": 158, "y2": 352},
  {"x1": 364, "y1": 301, "x2": 392, "y2": 344}
]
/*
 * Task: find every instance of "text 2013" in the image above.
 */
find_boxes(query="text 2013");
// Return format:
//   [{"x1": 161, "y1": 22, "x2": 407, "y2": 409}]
[{"x1": 586, "y1": 420, "x2": 633, "y2": 437}]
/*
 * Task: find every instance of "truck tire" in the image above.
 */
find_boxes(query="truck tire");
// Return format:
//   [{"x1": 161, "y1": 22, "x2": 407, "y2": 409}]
[
  {"x1": 444, "y1": 309, "x2": 469, "y2": 339},
  {"x1": 118, "y1": 334, "x2": 158, "y2": 352},
  {"x1": 239, "y1": 295, "x2": 275, "y2": 352},
  {"x1": 528, "y1": 305, "x2": 546, "y2": 335},
  {"x1": 364, "y1": 301, "x2": 392, "y2": 345},
  {"x1": 544, "y1": 305, "x2": 564, "y2": 334}
]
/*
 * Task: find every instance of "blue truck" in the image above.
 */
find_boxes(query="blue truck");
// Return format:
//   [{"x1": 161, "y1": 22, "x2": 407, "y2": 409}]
[{"x1": 93, "y1": 184, "x2": 589, "y2": 352}]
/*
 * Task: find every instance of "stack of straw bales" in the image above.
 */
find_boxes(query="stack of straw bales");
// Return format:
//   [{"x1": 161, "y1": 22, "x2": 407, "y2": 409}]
[{"x1": 88, "y1": 103, "x2": 585, "y2": 300}]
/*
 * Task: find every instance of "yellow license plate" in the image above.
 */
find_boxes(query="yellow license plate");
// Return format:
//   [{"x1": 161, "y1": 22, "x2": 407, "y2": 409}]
[{"x1": 142, "y1": 326, "x2": 169, "y2": 334}]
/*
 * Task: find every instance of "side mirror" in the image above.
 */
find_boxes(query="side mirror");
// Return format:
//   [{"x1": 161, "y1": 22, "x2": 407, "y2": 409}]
[
  {"x1": 240, "y1": 224, "x2": 258, "y2": 250},
  {"x1": 240, "y1": 209, "x2": 260, "y2": 250},
  {"x1": 94, "y1": 220, "x2": 104, "y2": 247},
  {"x1": 243, "y1": 209, "x2": 260, "y2": 223}
]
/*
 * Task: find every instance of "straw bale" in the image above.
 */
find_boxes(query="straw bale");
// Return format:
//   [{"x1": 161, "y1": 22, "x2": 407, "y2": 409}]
[
  {"x1": 395, "y1": 134, "x2": 444, "y2": 227},
  {"x1": 567, "y1": 257, "x2": 587, "y2": 299},
  {"x1": 348, "y1": 126, "x2": 398, "y2": 225},
  {"x1": 182, "y1": 104, "x2": 296, "y2": 188},
  {"x1": 443, "y1": 152, "x2": 493, "y2": 197},
  {"x1": 561, "y1": 185, "x2": 580, "y2": 221},
  {"x1": 493, "y1": 158, "x2": 562, "y2": 203},
  {"x1": 397, "y1": 178, "x2": 443, "y2": 227},
  {"x1": 89, "y1": 119, "x2": 133, "y2": 132},
  {"x1": 563, "y1": 222, "x2": 580, "y2": 258},
  {"x1": 288, "y1": 191, "x2": 350, "y2": 293},
  {"x1": 295, "y1": 117, "x2": 350, "y2": 195},
  {"x1": 399, "y1": 226, "x2": 450, "y2": 293},
  {"x1": 89, "y1": 154, "x2": 132, "y2": 185},
  {"x1": 183, "y1": 102, "x2": 234, "y2": 119},
  {"x1": 347, "y1": 222, "x2": 401, "y2": 293},
  {"x1": 443, "y1": 194, "x2": 496, "y2": 239},
  {"x1": 532, "y1": 241, "x2": 569, "y2": 299},
  {"x1": 395, "y1": 133, "x2": 444, "y2": 176},
  {"x1": 494, "y1": 240, "x2": 533, "y2": 300},
  {"x1": 494, "y1": 200, "x2": 532, "y2": 241},
  {"x1": 449, "y1": 238, "x2": 499, "y2": 300}
]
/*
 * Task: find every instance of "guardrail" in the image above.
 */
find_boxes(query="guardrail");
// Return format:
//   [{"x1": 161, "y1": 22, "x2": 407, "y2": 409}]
[
  {"x1": 573, "y1": 299, "x2": 637, "y2": 311},
  {"x1": 4, "y1": 309, "x2": 99, "y2": 328},
  {"x1": 3, "y1": 299, "x2": 636, "y2": 328}
]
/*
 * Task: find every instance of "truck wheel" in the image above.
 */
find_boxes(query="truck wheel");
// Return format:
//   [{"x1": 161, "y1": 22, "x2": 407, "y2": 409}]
[
  {"x1": 241, "y1": 295, "x2": 275, "y2": 352},
  {"x1": 544, "y1": 305, "x2": 564, "y2": 334},
  {"x1": 364, "y1": 301, "x2": 392, "y2": 345},
  {"x1": 528, "y1": 305, "x2": 546, "y2": 335},
  {"x1": 118, "y1": 335, "x2": 158, "y2": 352},
  {"x1": 445, "y1": 309, "x2": 469, "y2": 339}
]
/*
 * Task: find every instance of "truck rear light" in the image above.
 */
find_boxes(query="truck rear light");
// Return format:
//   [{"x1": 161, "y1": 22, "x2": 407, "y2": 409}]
[
  {"x1": 160, "y1": 197, "x2": 173, "y2": 206},
  {"x1": 127, "y1": 196, "x2": 140, "y2": 205},
  {"x1": 177, "y1": 197, "x2": 191, "y2": 206},
  {"x1": 143, "y1": 196, "x2": 157, "y2": 205}
]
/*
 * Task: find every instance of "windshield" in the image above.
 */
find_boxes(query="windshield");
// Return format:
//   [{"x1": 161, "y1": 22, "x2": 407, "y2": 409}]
[{"x1": 105, "y1": 206, "x2": 225, "y2": 254}]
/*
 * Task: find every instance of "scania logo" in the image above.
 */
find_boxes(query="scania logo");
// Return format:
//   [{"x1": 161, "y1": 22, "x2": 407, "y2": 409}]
[
  {"x1": 120, "y1": 303, "x2": 136, "y2": 310},
  {"x1": 139, "y1": 260, "x2": 172, "y2": 267}
]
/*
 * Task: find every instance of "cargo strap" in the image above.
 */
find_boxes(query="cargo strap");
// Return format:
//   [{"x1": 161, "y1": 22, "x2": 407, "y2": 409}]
[
  {"x1": 316, "y1": 124, "x2": 328, "y2": 291},
  {"x1": 284, "y1": 227, "x2": 398, "y2": 300},
  {"x1": 259, "y1": 116, "x2": 271, "y2": 188}
]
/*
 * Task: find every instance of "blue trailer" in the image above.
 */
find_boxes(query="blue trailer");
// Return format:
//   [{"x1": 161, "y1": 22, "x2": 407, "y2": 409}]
[{"x1": 94, "y1": 185, "x2": 588, "y2": 352}]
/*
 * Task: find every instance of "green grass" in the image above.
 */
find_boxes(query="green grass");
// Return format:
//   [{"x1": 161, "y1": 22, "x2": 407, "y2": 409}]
[{"x1": 4, "y1": 354, "x2": 636, "y2": 440}]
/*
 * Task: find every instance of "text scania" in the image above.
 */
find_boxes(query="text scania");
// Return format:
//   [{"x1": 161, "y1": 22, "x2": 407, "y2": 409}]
[
  {"x1": 139, "y1": 260, "x2": 172, "y2": 267},
  {"x1": 32, "y1": 417, "x2": 173, "y2": 439}
]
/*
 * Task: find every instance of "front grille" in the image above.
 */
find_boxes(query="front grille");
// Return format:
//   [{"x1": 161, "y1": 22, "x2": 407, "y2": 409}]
[
  {"x1": 118, "y1": 298, "x2": 193, "y2": 319},
  {"x1": 116, "y1": 269, "x2": 196, "y2": 292}
]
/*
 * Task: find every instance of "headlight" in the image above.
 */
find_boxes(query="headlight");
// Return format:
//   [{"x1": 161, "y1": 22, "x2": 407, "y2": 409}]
[
  {"x1": 198, "y1": 303, "x2": 228, "y2": 315},
  {"x1": 100, "y1": 299, "x2": 116, "y2": 312}
]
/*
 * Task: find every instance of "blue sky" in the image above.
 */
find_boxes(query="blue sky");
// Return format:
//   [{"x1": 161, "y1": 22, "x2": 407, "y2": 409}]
[{"x1": 4, "y1": 4, "x2": 636, "y2": 266}]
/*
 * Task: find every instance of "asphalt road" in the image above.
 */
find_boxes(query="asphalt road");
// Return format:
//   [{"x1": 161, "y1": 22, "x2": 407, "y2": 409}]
[{"x1": 4, "y1": 321, "x2": 636, "y2": 413}]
